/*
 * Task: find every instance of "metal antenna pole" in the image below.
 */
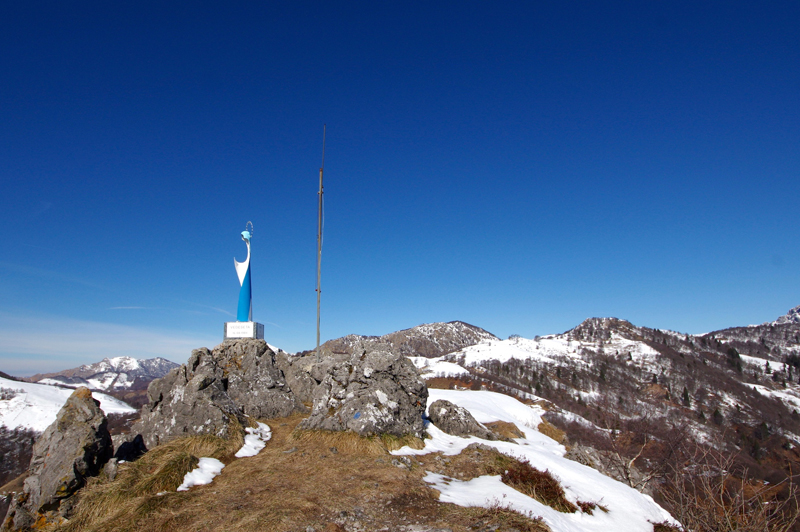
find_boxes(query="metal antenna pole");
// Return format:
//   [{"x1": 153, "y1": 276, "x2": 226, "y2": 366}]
[{"x1": 316, "y1": 125, "x2": 326, "y2": 362}]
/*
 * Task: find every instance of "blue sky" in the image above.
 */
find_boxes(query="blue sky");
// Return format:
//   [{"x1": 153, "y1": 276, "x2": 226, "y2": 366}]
[{"x1": 1, "y1": 2, "x2": 798, "y2": 375}]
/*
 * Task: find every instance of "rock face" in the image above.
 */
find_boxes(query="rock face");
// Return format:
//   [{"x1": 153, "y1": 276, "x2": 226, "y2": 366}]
[
  {"x1": 427, "y1": 399, "x2": 497, "y2": 440},
  {"x1": 133, "y1": 339, "x2": 305, "y2": 449},
  {"x1": 298, "y1": 344, "x2": 428, "y2": 438},
  {"x1": 3, "y1": 388, "x2": 112, "y2": 531}
]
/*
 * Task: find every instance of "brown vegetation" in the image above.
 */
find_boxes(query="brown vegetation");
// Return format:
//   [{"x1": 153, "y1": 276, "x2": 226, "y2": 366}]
[
  {"x1": 659, "y1": 445, "x2": 800, "y2": 532},
  {"x1": 486, "y1": 420, "x2": 525, "y2": 440},
  {"x1": 55, "y1": 414, "x2": 548, "y2": 532}
]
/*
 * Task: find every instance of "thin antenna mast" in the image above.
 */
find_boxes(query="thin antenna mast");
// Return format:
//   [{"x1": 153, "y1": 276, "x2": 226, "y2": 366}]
[{"x1": 316, "y1": 125, "x2": 326, "y2": 362}]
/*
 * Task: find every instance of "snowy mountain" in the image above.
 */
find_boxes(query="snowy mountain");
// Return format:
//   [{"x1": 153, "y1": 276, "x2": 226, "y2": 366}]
[
  {"x1": 311, "y1": 320, "x2": 498, "y2": 359},
  {"x1": 774, "y1": 305, "x2": 800, "y2": 325},
  {"x1": 408, "y1": 307, "x2": 800, "y2": 520},
  {"x1": 25, "y1": 356, "x2": 178, "y2": 392},
  {"x1": 0, "y1": 376, "x2": 135, "y2": 433}
]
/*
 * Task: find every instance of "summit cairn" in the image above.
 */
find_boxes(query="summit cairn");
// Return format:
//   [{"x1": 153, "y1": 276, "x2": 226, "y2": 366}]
[{"x1": 298, "y1": 342, "x2": 428, "y2": 438}]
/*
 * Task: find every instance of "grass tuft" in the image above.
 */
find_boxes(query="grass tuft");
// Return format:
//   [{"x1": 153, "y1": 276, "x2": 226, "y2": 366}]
[
  {"x1": 485, "y1": 420, "x2": 525, "y2": 440},
  {"x1": 56, "y1": 433, "x2": 236, "y2": 532},
  {"x1": 537, "y1": 420, "x2": 566, "y2": 444},
  {"x1": 499, "y1": 458, "x2": 578, "y2": 513}
]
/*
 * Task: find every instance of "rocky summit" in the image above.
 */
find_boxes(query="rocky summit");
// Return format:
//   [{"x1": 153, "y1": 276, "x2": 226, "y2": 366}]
[{"x1": 133, "y1": 339, "x2": 306, "y2": 449}]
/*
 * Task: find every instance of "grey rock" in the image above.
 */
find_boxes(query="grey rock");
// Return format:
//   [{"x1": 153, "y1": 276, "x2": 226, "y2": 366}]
[
  {"x1": 3, "y1": 387, "x2": 112, "y2": 531},
  {"x1": 274, "y1": 351, "x2": 323, "y2": 404},
  {"x1": 104, "y1": 458, "x2": 118, "y2": 481},
  {"x1": 298, "y1": 344, "x2": 428, "y2": 438},
  {"x1": 132, "y1": 339, "x2": 305, "y2": 449},
  {"x1": 427, "y1": 399, "x2": 497, "y2": 440}
]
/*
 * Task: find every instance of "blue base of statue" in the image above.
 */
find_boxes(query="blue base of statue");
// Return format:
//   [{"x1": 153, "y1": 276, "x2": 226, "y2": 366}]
[{"x1": 224, "y1": 322, "x2": 264, "y2": 340}]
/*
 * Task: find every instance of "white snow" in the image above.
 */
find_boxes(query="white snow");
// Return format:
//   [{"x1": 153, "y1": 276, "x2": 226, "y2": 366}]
[
  {"x1": 235, "y1": 422, "x2": 272, "y2": 458},
  {"x1": 447, "y1": 333, "x2": 660, "y2": 369},
  {"x1": 176, "y1": 457, "x2": 225, "y2": 491},
  {"x1": 394, "y1": 389, "x2": 676, "y2": 532},
  {"x1": 409, "y1": 356, "x2": 470, "y2": 378},
  {"x1": 0, "y1": 376, "x2": 136, "y2": 432},
  {"x1": 751, "y1": 384, "x2": 800, "y2": 411}
]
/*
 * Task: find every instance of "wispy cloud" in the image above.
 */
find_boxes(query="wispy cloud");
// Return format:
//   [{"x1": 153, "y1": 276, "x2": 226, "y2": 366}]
[
  {"x1": 179, "y1": 300, "x2": 235, "y2": 317},
  {"x1": 0, "y1": 261, "x2": 107, "y2": 290},
  {"x1": 108, "y1": 306, "x2": 160, "y2": 310},
  {"x1": 0, "y1": 312, "x2": 218, "y2": 376}
]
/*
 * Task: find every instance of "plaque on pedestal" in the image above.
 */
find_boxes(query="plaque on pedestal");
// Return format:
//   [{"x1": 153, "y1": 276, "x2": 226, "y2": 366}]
[{"x1": 224, "y1": 321, "x2": 264, "y2": 340}]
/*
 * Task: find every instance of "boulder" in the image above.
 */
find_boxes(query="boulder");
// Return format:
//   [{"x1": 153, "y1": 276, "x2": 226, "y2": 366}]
[
  {"x1": 298, "y1": 343, "x2": 428, "y2": 438},
  {"x1": 133, "y1": 339, "x2": 305, "y2": 448},
  {"x1": 3, "y1": 388, "x2": 112, "y2": 531},
  {"x1": 427, "y1": 399, "x2": 497, "y2": 440}
]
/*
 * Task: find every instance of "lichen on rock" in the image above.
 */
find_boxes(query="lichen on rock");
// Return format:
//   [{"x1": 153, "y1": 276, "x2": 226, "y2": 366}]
[{"x1": 297, "y1": 343, "x2": 428, "y2": 438}]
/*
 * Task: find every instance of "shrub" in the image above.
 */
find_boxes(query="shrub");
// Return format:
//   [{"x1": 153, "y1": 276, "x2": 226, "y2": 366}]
[{"x1": 499, "y1": 458, "x2": 577, "y2": 513}]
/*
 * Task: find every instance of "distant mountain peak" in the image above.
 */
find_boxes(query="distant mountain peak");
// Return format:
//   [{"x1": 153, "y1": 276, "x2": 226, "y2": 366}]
[
  {"x1": 316, "y1": 321, "x2": 498, "y2": 359},
  {"x1": 27, "y1": 356, "x2": 179, "y2": 392},
  {"x1": 773, "y1": 305, "x2": 800, "y2": 325}
]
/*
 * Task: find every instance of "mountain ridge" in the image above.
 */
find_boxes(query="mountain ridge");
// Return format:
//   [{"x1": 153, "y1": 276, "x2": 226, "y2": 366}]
[{"x1": 24, "y1": 356, "x2": 178, "y2": 392}]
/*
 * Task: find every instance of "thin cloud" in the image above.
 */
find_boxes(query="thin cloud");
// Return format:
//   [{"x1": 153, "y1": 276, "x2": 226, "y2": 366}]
[
  {"x1": 0, "y1": 312, "x2": 217, "y2": 376},
  {"x1": 0, "y1": 261, "x2": 107, "y2": 290},
  {"x1": 178, "y1": 299, "x2": 235, "y2": 317}
]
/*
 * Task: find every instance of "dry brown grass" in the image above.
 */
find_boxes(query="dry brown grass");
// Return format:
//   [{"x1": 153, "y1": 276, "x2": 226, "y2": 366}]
[
  {"x1": 537, "y1": 420, "x2": 566, "y2": 444},
  {"x1": 56, "y1": 433, "x2": 241, "y2": 532},
  {"x1": 0, "y1": 473, "x2": 25, "y2": 495},
  {"x1": 486, "y1": 420, "x2": 525, "y2": 440},
  {"x1": 55, "y1": 414, "x2": 550, "y2": 532}
]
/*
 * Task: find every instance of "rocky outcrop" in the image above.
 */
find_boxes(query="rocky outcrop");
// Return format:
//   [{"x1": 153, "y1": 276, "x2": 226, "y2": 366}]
[
  {"x1": 427, "y1": 399, "x2": 497, "y2": 440},
  {"x1": 133, "y1": 339, "x2": 305, "y2": 448},
  {"x1": 3, "y1": 388, "x2": 112, "y2": 531},
  {"x1": 298, "y1": 344, "x2": 428, "y2": 438}
]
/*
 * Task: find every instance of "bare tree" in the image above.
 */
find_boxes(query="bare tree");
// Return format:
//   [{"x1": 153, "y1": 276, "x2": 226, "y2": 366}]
[{"x1": 660, "y1": 444, "x2": 800, "y2": 532}]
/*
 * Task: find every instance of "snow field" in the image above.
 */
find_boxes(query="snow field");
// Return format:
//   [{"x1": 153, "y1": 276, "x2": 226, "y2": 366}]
[
  {"x1": 0, "y1": 376, "x2": 136, "y2": 432},
  {"x1": 394, "y1": 389, "x2": 676, "y2": 532}
]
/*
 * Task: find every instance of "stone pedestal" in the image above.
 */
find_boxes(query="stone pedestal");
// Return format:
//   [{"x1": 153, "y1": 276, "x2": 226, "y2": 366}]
[{"x1": 224, "y1": 321, "x2": 264, "y2": 340}]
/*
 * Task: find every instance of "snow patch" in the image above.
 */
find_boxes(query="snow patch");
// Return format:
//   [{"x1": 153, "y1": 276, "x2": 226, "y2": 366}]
[
  {"x1": 235, "y1": 422, "x2": 272, "y2": 458},
  {"x1": 176, "y1": 457, "x2": 225, "y2": 491}
]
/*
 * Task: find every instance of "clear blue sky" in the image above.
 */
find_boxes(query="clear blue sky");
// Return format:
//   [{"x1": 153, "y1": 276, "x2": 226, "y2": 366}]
[{"x1": 1, "y1": 1, "x2": 798, "y2": 375}]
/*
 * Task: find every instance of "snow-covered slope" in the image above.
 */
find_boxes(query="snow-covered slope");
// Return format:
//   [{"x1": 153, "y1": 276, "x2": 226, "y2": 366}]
[
  {"x1": 395, "y1": 389, "x2": 676, "y2": 532},
  {"x1": 0, "y1": 376, "x2": 136, "y2": 432},
  {"x1": 27, "y1": 356, "x2": 178, "y2": 392}
]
